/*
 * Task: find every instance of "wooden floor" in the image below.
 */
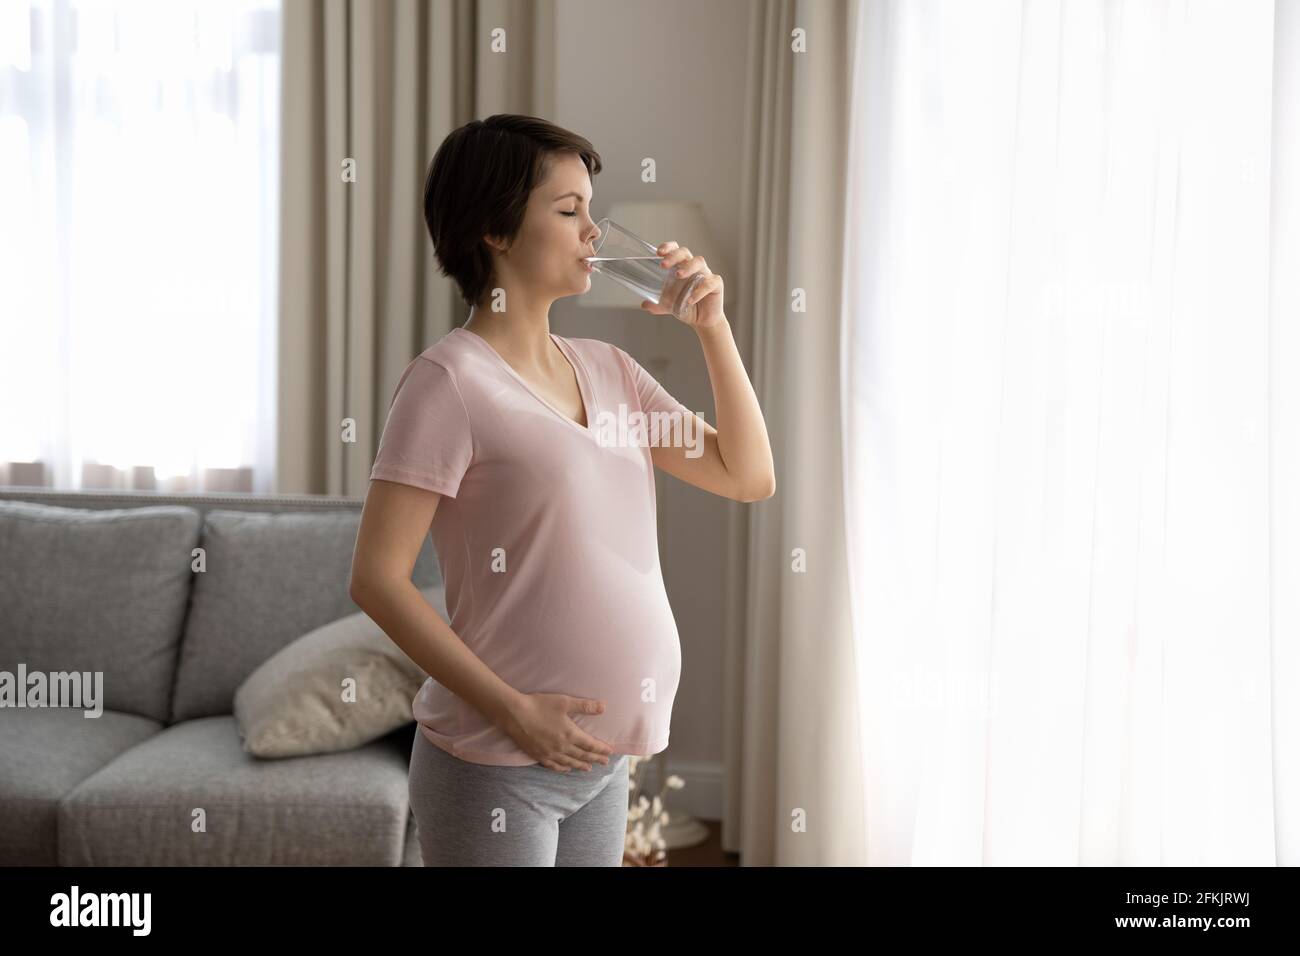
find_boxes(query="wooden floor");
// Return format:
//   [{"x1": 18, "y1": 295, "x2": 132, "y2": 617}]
[{"x1": 663, "y1": 819, "x2": 739, "y2": 867}]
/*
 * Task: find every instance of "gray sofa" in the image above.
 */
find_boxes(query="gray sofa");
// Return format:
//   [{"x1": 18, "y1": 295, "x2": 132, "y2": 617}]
[{"x1": 0, "y1": 487, "x2": 442, "y2": 866}]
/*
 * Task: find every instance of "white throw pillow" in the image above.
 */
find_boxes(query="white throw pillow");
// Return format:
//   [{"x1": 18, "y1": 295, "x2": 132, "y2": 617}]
[{"x1": 233, "y1": 586, "x2": 447, "y2": 758}]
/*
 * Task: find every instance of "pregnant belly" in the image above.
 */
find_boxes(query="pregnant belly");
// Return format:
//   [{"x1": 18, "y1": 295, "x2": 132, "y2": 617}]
[
  {"x1": 424, "y1": 589, "x2": 683, "y2": 754},
  {"x1": 559, "y1": 615, "x2": 682, "y2": 750}
]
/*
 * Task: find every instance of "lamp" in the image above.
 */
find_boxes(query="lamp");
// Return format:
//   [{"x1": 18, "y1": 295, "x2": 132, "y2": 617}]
[{"x1": 577, "y1": 200, "x2": 731, "y2": 310}]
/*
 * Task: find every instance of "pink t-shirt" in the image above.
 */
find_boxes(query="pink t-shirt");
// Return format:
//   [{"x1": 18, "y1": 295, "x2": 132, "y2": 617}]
[{"x1": 369, "y1": 325, "x2": 693, "y2": 766}]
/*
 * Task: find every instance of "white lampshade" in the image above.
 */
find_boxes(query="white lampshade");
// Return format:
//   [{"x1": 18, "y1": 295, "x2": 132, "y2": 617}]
[{"x1": 579, "y1": 200, "x2": 730, "y2": 309}]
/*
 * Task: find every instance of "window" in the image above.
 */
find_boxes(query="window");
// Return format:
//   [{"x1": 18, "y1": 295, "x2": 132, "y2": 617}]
[
  {"x1": 0, "y1": 0, "x2": 281, "y2": 492},
  {"x1": 842, "y1": 0, "x2": 1298, "y2": 861}
]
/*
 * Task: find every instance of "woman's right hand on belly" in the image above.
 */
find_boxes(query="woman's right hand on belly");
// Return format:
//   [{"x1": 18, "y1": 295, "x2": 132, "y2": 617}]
[{"x1": 499, "y1": 693, "x2": 615, "y2": 772}]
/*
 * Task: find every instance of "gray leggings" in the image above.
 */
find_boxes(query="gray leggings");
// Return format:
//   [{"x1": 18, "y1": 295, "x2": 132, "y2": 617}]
[{"x1": 407, "y1": 728, "x2": 630, "y2": 866}]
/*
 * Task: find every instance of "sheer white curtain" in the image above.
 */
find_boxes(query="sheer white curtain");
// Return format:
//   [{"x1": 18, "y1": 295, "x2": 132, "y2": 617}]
[
  {"x1": 843, "y1": 0, "x2": 1299, "y2": 864},
  {"x1": 0, "y1": 0, "x2": 280, "y2": 493}
]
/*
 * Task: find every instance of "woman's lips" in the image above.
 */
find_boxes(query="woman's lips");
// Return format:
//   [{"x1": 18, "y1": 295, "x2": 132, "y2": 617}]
[{"x1": 580, "y1": 259, "x2": 594, "y2": 273}]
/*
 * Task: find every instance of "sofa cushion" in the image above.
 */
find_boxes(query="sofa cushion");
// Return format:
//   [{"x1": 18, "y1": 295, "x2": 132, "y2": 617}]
[
  {"x1": 233, "y1": 585, "x2": 447, "y2": 758},
  {"x1": 58, "y1": 715, "x2": 414, "y2": 865},
  {"x1": 170, "y1": 509, "x2": 440, "y2": 722},
  {"x1": 0, "y1": 500, "x2": 202, "y2": 723},
  {"x1": 0, "y1": 708, "x2": 163, "y2": 865}
]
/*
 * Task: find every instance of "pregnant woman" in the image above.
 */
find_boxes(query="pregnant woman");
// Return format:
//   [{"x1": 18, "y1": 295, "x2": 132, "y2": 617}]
[{"x1": 349, "y1": 114, "x2": 775, "y2": 866}]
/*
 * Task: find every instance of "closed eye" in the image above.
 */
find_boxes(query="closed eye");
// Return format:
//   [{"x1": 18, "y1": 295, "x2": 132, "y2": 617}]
[{"x1": 561, "y1": 211, "x2": 577, "y2": 217}]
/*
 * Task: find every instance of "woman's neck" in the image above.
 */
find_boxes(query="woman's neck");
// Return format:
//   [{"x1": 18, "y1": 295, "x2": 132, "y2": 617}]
[{"x1": 463, "y1": 304, "x2": 561, "y2": 371}]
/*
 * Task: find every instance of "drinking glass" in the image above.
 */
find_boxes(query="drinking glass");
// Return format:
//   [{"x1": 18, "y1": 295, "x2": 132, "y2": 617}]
[{"x1": 584, "y1": 218, "x2": 707, "y2": 321}]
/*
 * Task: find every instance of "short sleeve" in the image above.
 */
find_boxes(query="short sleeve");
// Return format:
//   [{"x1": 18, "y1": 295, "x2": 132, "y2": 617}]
[
  {"x1": 369, "y1": 357, "x2": 473, "y2": 497},
  {"x1": 615, "y1": 345, "x2": 695, "y2": 420}
]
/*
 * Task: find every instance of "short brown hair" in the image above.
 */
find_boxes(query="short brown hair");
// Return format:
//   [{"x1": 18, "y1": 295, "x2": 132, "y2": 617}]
[{"x1": 423, "y1": 114, "x2": 603, "y2": 309}]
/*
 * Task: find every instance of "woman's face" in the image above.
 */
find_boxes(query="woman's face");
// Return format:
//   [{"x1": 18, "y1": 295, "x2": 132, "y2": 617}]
[{"x1": 487, "y1": 151, "x2": 601, "y2": 303}]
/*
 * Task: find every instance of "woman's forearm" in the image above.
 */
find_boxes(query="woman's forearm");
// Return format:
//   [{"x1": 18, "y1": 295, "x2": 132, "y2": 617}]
[
  {"x1": 695, "y1": 316, "x2": 776, "y2": 497},
  {"x1": 353, "y1": 577, "x2": 521, "y2": 729}
]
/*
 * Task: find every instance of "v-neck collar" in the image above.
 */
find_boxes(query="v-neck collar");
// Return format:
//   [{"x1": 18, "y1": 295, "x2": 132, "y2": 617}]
[{"x1": 453, "y1": 326, "x2": 596, "y2": 436}]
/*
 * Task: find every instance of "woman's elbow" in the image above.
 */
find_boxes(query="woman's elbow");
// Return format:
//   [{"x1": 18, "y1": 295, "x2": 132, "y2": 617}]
[
  {"x1": 348, "y1": 567, "x2": 387, "y2": 607},
  {"x1": 736, "y1": 474, "x2": 776, "y2": 502},
  {"x1": 348, "y1": 573, "x2": 371, "y2": 606}
]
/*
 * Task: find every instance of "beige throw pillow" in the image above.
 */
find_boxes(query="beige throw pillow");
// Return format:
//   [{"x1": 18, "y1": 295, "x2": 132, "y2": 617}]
[{"x1": 233, "y1": 586, "x2": 447, "y2": 758}]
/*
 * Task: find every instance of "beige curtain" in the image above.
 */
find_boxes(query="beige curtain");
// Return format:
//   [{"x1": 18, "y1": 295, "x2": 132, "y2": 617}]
[
  {"x1": 277, "y1": 0, "x2": 556, "y2": 495},
  {"x1": 723, "y1": 0, "x2": 865, "y2": 865}
]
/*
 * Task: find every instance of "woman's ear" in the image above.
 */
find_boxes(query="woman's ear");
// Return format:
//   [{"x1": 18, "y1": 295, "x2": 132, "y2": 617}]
[{"x1": 483, "y1": 233, "x2": 508, "y2": 255}]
